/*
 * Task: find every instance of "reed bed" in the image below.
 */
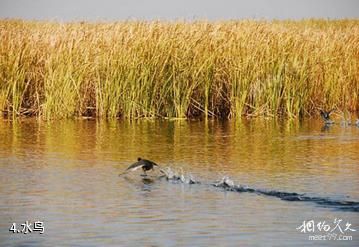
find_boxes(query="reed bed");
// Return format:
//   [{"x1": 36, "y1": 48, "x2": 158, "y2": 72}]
[{"x1": 0, "y1": 19, "x2": 358, "y2": 119}]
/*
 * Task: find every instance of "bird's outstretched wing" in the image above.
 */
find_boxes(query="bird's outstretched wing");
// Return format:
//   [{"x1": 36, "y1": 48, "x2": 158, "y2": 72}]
[
  {"x1": 119, "y1": 158, "x2": 167, "y2": 177},
  {"x1": 118, "y1": 161, "x2": 144, "y2": 176},
  {"x1": 126, "y1": 160, "x2": 145, "y2": 171}
]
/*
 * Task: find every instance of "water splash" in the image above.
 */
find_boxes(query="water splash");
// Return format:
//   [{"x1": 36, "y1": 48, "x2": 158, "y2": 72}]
[
  {"x1": 162, "y1": 167, "x2": 200, "y2": 184},
  {"x1": 213, "y1": 176, "x2": 235, "y2": 188},
  {"x1": 160, "y1": 168, "x2": 359, "y2": 212}
]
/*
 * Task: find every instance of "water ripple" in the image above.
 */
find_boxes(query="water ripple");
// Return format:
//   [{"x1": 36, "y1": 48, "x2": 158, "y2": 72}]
[{"x1": 162, "y1": 168, "x2": 359, "y2": 212}]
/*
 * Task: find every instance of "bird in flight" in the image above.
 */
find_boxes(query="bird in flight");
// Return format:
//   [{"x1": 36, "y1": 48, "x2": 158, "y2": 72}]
[{"x1": 119, "y1": 157, "x2": 165, "y2": 177}]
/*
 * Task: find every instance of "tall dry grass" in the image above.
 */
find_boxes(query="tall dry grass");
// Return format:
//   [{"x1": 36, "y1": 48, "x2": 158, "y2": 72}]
[{"x1": 0, "y1": 19, "x2": 358, "y2": 119}]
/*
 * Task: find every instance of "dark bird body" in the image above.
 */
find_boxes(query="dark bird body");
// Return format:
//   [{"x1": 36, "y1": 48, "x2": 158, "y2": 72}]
[
  {"x1": 320, "y1": 109, "x2": 334, "y2": 125},
  {"x1": 119, "y1": 158, "x2": 164, "y2": 176}
]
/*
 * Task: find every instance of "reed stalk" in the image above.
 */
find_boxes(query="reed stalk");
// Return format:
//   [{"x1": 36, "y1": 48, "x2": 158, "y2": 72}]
[{"x1": 0, "y1": 19, "x2": 358, "y2": 119}]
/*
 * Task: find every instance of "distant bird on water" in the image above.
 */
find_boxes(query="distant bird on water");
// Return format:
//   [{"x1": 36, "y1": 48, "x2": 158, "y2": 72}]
[
  {"x1": 319, "y1": 109, "x2": 334, "y2": 125},
  {"x1": 119, "y1": 158, "x2": 165, "y2": 177}
]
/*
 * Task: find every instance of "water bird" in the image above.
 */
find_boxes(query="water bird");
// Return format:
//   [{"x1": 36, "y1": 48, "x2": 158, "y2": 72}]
[
  {"x1": 319, "y1": 109, "x2": 334, "y2": 125},
  {"x1": 119, "y1": 158, "x2": 164, "y2": 177}
]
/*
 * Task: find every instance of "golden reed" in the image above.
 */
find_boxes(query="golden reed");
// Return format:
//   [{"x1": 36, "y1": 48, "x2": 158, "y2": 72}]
[{"x1": 0, "y1": 19, "x2": 358, "y2": 119}]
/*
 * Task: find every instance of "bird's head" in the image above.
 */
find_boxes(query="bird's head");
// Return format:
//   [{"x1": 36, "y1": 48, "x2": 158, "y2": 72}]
[
  {"x1": 137, "y1": 157, "x2": 142, "y2": 161},
  {"x1": 320, "y1": 109, "x2": 331, "y2": 121}
]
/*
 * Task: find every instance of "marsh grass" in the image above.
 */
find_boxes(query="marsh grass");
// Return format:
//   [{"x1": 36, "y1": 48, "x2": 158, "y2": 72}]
[{"x1": 0, "y1": 19, "x2": 358, "y2": 119}]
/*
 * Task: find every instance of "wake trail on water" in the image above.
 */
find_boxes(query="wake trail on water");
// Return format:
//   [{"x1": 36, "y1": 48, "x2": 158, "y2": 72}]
[{"x1": 160, "y1": 168, "x2": 359, "y2": 212}]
